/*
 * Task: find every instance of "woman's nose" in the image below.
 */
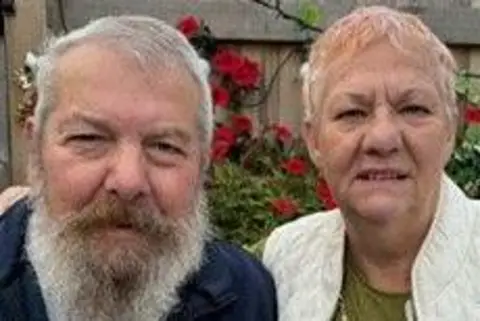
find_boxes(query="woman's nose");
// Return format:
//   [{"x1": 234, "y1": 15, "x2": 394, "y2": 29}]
[{"x1": 362, "y1": 110, "x2": 402, "y2": 157}]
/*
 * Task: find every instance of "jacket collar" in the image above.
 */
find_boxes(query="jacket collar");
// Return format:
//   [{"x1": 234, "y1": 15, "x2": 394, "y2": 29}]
[
  {"x1": 0, "y1": 197, "x2": 31, "y2": 287},
  {"x1": 0, "y1": 198, "x2": 49, "y2": 321},
  {"x1": 410, "y1": 175, "x2": 479, "y2": 318},
  {"x1": 171, "y1": 242, "x2": 237, "y2": 320}
]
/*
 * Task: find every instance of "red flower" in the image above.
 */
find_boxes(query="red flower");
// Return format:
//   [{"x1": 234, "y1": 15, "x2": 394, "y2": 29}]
[
  {"x1": 212, "y1": 49, "x2": 244, "y2": 76},
  {"x1": 231, "y1": 114, "x2": 253, "y2": 134},
  {"x1": 211, "y1": 140, "x2": 231, "y2": 162},
  {"x1": 213, "y1": 126, "x2": 236, "y2": 146},
  {"x1": 176, "y1": 15, "x2": 201, "y2": 39},
  {"x1": 270, "y1": 198, "x2": 299, "y2": 219},
  {"x1": 272, "y1": 123, "x2": 292, "y2": 143},
  {"x1": 465, "y1": 105, "x2": 480, "y2": 123},
  {"x1": 316, "y1": 179, "x2": 337, "y2": 210},
  {"x1": 211, "y1": 84, "x2": 230, "y2": 108},
  {"x1": 281, "y1": 158, "x2": 307, "y2": 176},
  {"x1": 232, "y1": 58, "x2": 260, "y2": 88}
]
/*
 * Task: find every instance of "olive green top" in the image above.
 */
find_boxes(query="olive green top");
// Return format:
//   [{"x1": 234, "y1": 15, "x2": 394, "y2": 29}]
[
  {"x1": 332, "y1": 254, "x2": 410, "y2": 321},
  {"x1": 252, "y1": 237, "x2": 410, "y2": 321}
]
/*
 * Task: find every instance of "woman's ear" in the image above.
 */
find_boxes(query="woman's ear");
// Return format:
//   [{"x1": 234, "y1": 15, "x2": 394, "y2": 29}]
[
  {"x1": 443, "y1": 105, "x2": 461, "y2": 167},
  {"x1": 443, "y1": 127, "x2": 457, "y2": 168},
  {"x1": 301, "y1": 119, "x2": 323, "y2": 173}
]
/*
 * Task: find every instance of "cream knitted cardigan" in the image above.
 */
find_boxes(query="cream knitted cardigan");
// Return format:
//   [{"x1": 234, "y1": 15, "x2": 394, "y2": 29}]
[{"x1": 263, "y1": 175, "x2": 480, "y2": 321}]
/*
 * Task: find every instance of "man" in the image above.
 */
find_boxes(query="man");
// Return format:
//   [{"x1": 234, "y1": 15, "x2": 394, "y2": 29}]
[{"x1": 0, "y1": 15, "x2": 277, "y2": 321}]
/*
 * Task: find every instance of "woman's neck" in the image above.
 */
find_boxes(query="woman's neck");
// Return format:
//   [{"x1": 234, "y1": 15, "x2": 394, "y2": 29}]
[{"x1": 344, "y1": 211, "x2": 434, "y2": 293}]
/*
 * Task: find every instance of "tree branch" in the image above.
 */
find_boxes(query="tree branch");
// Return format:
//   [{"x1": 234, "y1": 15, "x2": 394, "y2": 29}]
[
  {"x1": 249, "y1": 0, "x2": 323, "y2": 33},
  {"x1": 462, "y1": 71, "x2": 480, "y2": 79}
]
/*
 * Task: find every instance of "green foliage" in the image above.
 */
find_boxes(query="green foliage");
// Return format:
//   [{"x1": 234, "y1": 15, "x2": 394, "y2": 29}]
[
  {"x1": 456, "y1": 70, "x2": 480, "y2": 104},
  {"x1": 465, "y1": 124, "x2": 480, "y2": 142},
  {"x1": 208, "y1": 162, "x2": 277, "y2": 246},
  {"x1": 446, "y1": 141, "x2": 480, "y2": 198},
  {"x1": 297, "y1": 0, "x2": 324, "y2": 27},
  {"x1": 206, "y1": 137, "x2": 327, "y2": 246}
]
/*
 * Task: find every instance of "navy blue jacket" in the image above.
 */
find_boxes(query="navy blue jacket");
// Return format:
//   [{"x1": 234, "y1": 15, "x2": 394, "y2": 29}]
[{"x1": 0, "y1": 199, "x2": 277, "y2": 321}]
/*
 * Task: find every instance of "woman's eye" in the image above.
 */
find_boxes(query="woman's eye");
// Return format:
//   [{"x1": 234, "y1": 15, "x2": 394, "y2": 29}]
[
  {"x1": 401, "y1": 105, "x2": 431, "y2": 115},
  {"x1": 335, "y1": 109, "x2": 367, "y2": 120}
]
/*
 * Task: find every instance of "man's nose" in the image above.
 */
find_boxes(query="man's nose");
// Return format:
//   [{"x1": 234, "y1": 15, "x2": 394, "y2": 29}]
[
  {"x1": 362, "y1": 109, "x2": 402, "y2": 157},
  {"x1": 104, "y1": 144, "x2": 150, "y2": 201}
]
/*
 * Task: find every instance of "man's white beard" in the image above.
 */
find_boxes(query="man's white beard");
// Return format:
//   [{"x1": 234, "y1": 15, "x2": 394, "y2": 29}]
[{"x1": 25, "y1": 178, "x2": 210, "y2": 321}]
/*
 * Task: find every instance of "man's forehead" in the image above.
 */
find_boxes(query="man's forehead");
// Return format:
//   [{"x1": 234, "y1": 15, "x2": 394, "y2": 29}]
[
  {"x1": 56, "y1": 41, "x2": 196, "y2": 82},
  {"x1": 55, "y1": 42, "x2": 141, "y2": 82},
  {"x1": 54, "y1": 41, "x2": 201, "y2": 102}
]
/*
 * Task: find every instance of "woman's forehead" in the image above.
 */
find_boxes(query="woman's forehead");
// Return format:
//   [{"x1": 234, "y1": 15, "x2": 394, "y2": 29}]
[{"x1": 312, "y1": 43, "x2": 437, "y2": 95}]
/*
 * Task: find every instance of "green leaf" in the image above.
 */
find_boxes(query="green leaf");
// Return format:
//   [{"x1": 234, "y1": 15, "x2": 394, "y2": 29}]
[
  {"x1": 297, "y1": 0, "x2": 324, "y2": 27},
  {"x1": 455, "y1": 70, "x2": 480, "y2": 104},
  {"x1": 465, "y1": 125, "x2": 480, "y2": 143}
]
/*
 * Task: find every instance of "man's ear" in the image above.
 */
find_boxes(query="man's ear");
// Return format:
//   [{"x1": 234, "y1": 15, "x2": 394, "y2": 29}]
[
  {"x1": 301, "y1": 119, "x2": 323, "y2": 172},
  {"x1": 23, "y1": 116, "x2": 38, "y2": 153}
]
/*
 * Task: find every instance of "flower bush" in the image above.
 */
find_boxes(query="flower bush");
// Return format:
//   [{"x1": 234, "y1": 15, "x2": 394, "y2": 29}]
[
  {"x1": 177, "y1": 15, "x2": 337, "y2": 247},
  {"x1": 176, "y1": 15, "x2": 480, "y2": 248}
]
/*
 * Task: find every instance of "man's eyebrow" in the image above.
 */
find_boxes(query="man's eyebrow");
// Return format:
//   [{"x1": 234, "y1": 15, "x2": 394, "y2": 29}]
[
  {"x1": 57, "y1": 113, "x2": 112, "y2": 133},
  {"x1": 148, "y1": 127, "x2": 193, "y2": 145},
  {"x1": 57, "y1": 113, "x2": 195, "y2": 144}
]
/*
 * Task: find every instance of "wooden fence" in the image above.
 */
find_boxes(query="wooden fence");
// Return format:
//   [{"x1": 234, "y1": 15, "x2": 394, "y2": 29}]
[{"x1": 2, "y1": 0, "x2": 480, "y2": 188}]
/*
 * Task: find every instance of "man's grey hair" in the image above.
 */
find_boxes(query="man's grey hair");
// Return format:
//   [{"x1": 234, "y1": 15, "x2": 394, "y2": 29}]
[{"x1": 33, "y1": 15, "x2": 213, "y2": 150}]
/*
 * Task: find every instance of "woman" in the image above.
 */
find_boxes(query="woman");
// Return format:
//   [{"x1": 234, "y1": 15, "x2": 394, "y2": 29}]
[{"x1": 263, "y1": 5, "x2": 480, "y2": 321}]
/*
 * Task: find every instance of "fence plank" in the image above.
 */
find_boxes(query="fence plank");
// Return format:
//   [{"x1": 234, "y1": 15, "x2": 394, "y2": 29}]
[
  {"x1": 4, "y1": 0, "x2": 47, "y2": 185},
  {"x1": 46, "y1": 0, "x2": 480, "y2": 45},
  {"x1": 0, "y1": 40, "x2": 8, "y2": 191}
]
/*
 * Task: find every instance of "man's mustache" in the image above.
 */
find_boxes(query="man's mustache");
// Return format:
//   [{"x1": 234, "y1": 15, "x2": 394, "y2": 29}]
[{"x1": 58, "y1": 196, "x2": 165, "y2": 238}]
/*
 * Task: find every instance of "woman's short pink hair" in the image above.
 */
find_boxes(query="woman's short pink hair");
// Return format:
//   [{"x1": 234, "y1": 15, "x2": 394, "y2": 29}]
[{"x1": 301, "y1": 6, "x2": 458, "y2": 123}]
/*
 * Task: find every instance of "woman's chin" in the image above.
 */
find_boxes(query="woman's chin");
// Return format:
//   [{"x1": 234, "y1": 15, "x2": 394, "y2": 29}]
[{"x1": 349, "y1": 196, "x2": 410, "y2": 225}]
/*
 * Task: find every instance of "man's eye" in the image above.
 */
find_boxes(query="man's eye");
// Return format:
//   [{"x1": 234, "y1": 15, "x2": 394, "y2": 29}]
[
  {"x1": 65, "y1": 134, "x2": 108, "y2": 157},
  {"x1": 401, "y1": 105, "x2": 431, "y2": 115},
  {"x1": 68, "y1": 134, "x2": 104, "y2": 142},
  {"x1": 153, "y1": 142, "x2": 184, "y2": 155}
]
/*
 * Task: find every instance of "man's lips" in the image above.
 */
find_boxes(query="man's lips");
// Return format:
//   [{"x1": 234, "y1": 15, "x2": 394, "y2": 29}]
[
  {"x1": 112, "y1": 223, "x2": 135, "y2": 229},
  {"x1": 91, "y1": 222, "x2": 138, "y2": 232}
]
